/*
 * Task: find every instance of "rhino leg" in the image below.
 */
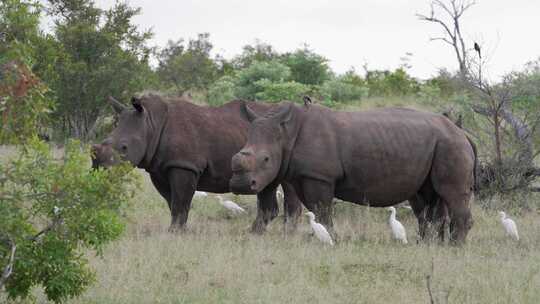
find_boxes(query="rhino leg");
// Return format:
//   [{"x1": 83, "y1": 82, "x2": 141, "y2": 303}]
[
  {"x1": 251, "y1": 186, "x2": 279, "y2": 234},
  {"x1": 408, "y1": 195, "x2": 430, "y2": 241},
  {"x1": 442, "y1": 193, "x2": 473, "y2": 245},
  {"x1": 150, "y1": 173, "x2": 172, "y2": 211},
  {"x1": 281, "y1": 182, "x2": 302, "y2": 234},
  {"x1": 168, "y1": 169, "x2": 198, "y2": 232},
  {"x1": 432, "y1": 178, "x2": 474, "y2": 245},
  {"x1": 300, "y1": 179, "x2": 336, "y2": 238}
]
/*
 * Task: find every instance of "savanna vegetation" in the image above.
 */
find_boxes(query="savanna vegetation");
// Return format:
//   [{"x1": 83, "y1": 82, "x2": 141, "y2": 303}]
[{"x1": 1, "y1": 0, "x2": 539, "y2": 303}]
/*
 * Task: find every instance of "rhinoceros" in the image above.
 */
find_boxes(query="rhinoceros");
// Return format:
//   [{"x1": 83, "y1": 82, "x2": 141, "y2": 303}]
[
  {"x1": 230, "y1": 102, "x2": 477, "y2": 243},
  {"x1": 91, "y1": 94, "x2": 302, "y2": 233}
]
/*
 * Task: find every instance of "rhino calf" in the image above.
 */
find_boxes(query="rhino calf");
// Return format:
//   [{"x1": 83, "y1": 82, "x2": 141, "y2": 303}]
[
  {"x1": 230, "y1": 102, "x2": 476, "y2": 244},
  {"x1": 92, "y1": 95, "x2": 303, "y2": 233}
]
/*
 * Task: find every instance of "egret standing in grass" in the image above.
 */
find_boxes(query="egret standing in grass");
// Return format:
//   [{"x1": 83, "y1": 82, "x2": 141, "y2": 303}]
[
  {"x1": 216, "y1": 195, "x2": 246, "y2": 214},
  {"x1": 387, "y1": 207, "x2": 408, "y2": 244},
  {"x1": 498, "y1": 211, "x2": 519, "y2": 241},
  {"x1": 276, "y1": 187, "x2": 284, "y2": 202},
  {"x1": 305, "y1": 212, "x2": 334, "y2": 246}
]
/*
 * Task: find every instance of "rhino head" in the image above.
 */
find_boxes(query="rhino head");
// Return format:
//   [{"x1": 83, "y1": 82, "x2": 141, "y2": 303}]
[
  {"x1": 91, "y1": 95, "x2": 166, "y2": 169},
  {"x1": 230, "y1": 102, "x2": 297, "y2": 194}
]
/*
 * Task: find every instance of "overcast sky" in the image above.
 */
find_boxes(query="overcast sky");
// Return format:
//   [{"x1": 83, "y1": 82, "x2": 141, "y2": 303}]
[{"x1": 91, "y1": 0, "x2": 540, "y2": 80}]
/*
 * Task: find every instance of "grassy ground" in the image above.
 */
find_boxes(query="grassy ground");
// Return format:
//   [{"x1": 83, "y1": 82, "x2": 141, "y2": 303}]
[{"x1": 21, "y1": 171, "x2": 537, "y2": 304}]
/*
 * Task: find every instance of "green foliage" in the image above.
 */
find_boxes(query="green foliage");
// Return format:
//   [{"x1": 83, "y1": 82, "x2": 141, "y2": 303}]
[
  {"x1": 0, "y1": 138, "x2": 138, "y2": 303},
  {"x1": 253, "y1": 79, "x2": 310, "y2": 103},
  {"x1": 417, "y1": 82, "x2": 442, "y2": 105},
  {"x1": 281, "y1": 46, "x2": 331, "y2": 85},
  {"x1": 365, "y1": 68, "x2": 419, "y2": 97},
  {"x1": 507, "y1": 58, "x2": 540, "y2": 113},
  {"x1": 232, "y1": 40, "x2": 279, "y2": 69},
  {"x1": 207, "y1": 75, "x2": 236, "y2": 106},
  {"x1": 40, "y1": 0, "x2": 155, "y2": 140},
  {"x1": 321, "y1": 75, "x2": 369, "y2": 103},
  {"x1": 0, "y1": 56, "x2": 54, "y2": 144},
  {"x1": 157, "y1": 33, "x2": 218, "y2": 95},
  {"x1": 0, "y1": 0, "x2": 54, "y2": 144},
  {"x1": 234, "y1": 60, "x2": 291, "y2": 100}
]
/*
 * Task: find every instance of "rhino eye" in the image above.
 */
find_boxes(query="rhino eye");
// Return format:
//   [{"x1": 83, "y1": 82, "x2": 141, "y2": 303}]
[
  {"x1": 264, "y1": 156, "x2": 269, "y2": 162},
  {"x1": 121, "y1": 144, "x2": 128, "y2": 151}
]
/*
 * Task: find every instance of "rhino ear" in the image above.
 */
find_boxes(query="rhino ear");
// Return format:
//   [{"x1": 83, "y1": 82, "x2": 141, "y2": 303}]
[
  {"x1": 275, "y1": 102, "x2": 294, "y2": 124},
  {"x1": 243, "y1": 102, "x2": 259, "y2": 122},
  {"x1": 108, "y1": 96, "x2": 126, "y2": 114},
  {"x1": 131, "y1": 96, "x2": 143, "y2": 113}
]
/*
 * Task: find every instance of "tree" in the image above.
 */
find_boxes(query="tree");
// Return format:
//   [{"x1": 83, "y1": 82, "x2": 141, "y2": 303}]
[
  {"x1": 232, "y1": 40, "x2": 280, "y2": 69},
  {"x1": 0, "y1": 139, "x2": 138, "y2": 303},
  {"x1": 281, "y1": 45, "x2": 331, "y2": 85},
  {"x1": 418, "y1": 0, "x2": 540, "y2": 195},
  {"x1": 157, "y1": 33, "x2": 218, "y2": 95},
  {"x1": 1, "y1": 3, "x2": 139, "y2": 302},
  {"x1": 417, "y1": 0, "x2": 475, "y2": 79},
  {"x1": 42, "y1": 0, "x2": 155, "y2": 140},
  {"x1": 0, "y1": 0, "x2": 54, "y2": 144},
  {"x1": 234, "y1": 60, "x2": 291, "y2": 100}
]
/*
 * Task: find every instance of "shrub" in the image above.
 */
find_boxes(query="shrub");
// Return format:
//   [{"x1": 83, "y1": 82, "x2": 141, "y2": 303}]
[
  {"x1": 234, "y1": 60, "x2": 291, "y2": 100},
  {"x1": 321, "y1": 77, "x2": 369, "y2": 103},
  {"x1": 281, "y1": 46, "x2": 331, "y2": 85},
  {"x1": 0, "y1": 139, "x2": 138, "y2": 303},
  {"x1": 207, "y1": 75, "x2": 236, "y2": 106},
  {"x1": 417, "y1": 82, "x2": 442, "y2": 105},
  {"x1": 253, "y1": 79, "x2": 310, "y2": 103},
  {"x1": 366, "y1": 68, "x2": 419, "y2": 97}
]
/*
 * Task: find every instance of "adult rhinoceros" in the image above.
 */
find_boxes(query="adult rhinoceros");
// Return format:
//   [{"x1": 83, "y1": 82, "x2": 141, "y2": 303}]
[
  {"x1": 230, "y1": 102, "x2": 476, "y2": 244},
  {"x1": 91, "y1": 94, "x2": 302, "y2": 233}
]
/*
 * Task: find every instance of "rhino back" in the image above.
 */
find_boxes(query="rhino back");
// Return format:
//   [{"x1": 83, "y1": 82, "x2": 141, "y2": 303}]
[
  {"x1": 290, "y1": 106, "x2": 472, "y2": 204},
  {"x1": 156, "y1": 100, "x2": 270, "y2": 191}
]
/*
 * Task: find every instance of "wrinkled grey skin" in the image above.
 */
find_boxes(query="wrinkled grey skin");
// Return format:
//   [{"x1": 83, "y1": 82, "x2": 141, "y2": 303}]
[
  {"x1": 92, "y1": 95, "x2": 303, "y2": 233},
  {"x1": 231, "y1": 102, "x2": 476, "y2": 244}
]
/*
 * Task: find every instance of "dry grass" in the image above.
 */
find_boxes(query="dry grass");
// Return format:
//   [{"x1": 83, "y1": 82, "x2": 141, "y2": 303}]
[{"x1": 15, "y1": 172, "x2": 536, "y2": 304}]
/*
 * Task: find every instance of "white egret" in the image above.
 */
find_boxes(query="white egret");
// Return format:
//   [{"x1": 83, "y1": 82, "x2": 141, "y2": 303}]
[
  {"x1": 305, "y1": 212, "x2": 334, "y2": 246},
  {"x1": 498, "y1": 211, "x2": 519, "y2": 241},
  {"x1": 194, "y1": 191, "x2": 208, "y2": 198},
  {"x1": 276, "y1": 187, "x2": 284, "y2": 202},
  {"x1": 387, "y1": 207, "x2": 408, "y2": 244},
  {"x1": 216, "y1": 195, "x2": 246, "y2": 214}
]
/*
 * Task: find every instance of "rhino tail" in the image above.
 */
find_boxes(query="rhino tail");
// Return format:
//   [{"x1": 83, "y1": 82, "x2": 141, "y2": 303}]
[{"x1": 466, "y1": 135, "x2": 479, "y2": 193}]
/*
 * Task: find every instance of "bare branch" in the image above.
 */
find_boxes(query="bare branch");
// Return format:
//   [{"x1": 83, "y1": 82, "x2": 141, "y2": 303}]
[
  {"x1": 430, "y1": 37, "x2": 454, "y2": 45},
  {"x1": 0, "y1": 238, "x2": 16, "y2": 289},
  {"x1": 29, "y1": 217, "x2": 63, "y2": 242}
]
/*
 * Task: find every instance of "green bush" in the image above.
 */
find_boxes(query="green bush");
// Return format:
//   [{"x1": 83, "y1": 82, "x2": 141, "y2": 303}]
[
  {"x1": 207, "y1": 75, "x2": 236, "y2": 106},
  {"x1": 417, "y1": 82, "x2": 442, "y2": 105},
  {"x1": 281, "y1": 46, "x2": 330, "y2": 85},
  {"x1": 366, "y1": 68, "x2": 419, "y2": 97},
  {"x1": 321, "y1": 77, "x2": 369, "y2": 103},
  {"x1": 253, "y1": 79, "x2": 310, "y2": 103},
  {"x1": 234, "y1": 60, "x2": 291, "y2": 100},
  {"x1": 0, "y1": 139, "x2": 138, "y2": 303}
]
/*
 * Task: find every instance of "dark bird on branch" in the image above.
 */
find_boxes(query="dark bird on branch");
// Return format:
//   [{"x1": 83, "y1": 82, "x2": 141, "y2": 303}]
[{"x1": 474, "y1": 42, "x2": 481, "y2": 58}]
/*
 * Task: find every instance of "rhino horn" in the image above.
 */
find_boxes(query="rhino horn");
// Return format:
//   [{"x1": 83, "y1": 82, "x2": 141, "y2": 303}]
[{"x1": 108, "y1": 96, "x2": 126, "y2": 114}]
